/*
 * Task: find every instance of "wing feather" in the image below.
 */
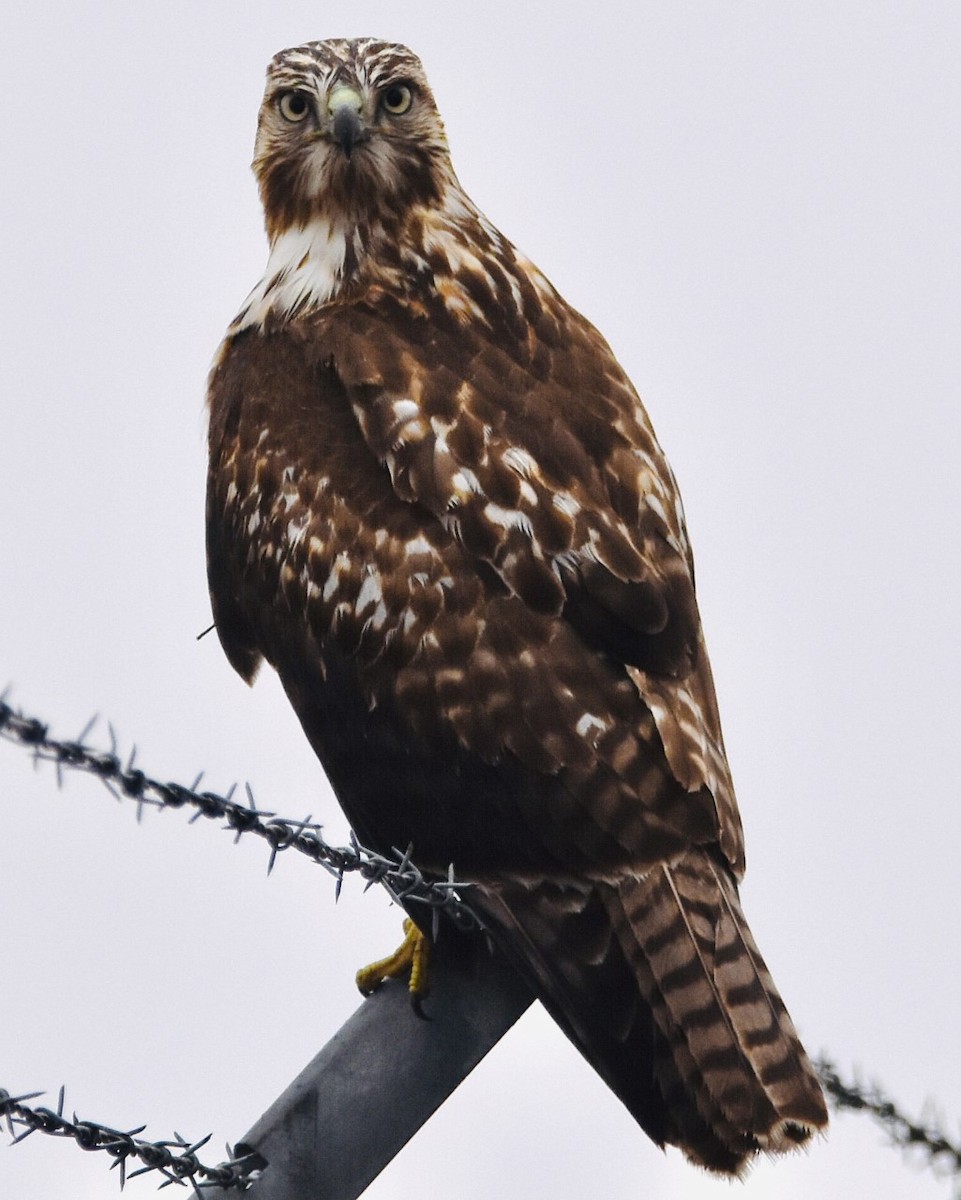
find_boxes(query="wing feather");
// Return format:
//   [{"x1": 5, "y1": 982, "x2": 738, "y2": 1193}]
[{"x1": 316, "y1": 303, "x2": 700, "y2": 679}]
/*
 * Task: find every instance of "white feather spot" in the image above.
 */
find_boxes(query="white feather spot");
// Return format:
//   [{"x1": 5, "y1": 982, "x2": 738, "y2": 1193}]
[
  {"x1": 646, "y1": 493, "x2": 669, "y2": 525},
  {"x1": 405, "y1": 535, "x2": 433, "y2": 557},
  {"x1": 368, "y1": 601, "x2": 389, "y2": 631},
  {"x1": 575, "y1": 713, "x2": 608, "y2": 739},
  {"x1": 502, "y1": 447, "x2": 537, "y2": 478},
  {"x1": 285, "y1": 518, "x2": 307, "y2": 548},
  {"x1": 484, "y1": 503, "x2": 532, "y2": 535},
  {"x1": 392, "y1": 398, "x2": 420, "y2": 423},
  {"x1": 322, "y1": 551, "x2": 351, "y2": 603},
  {"x1": 552, "y1": 492, "x2": 580, "y2": 518},
  {"x1": 451, "y1": 468, "x2": 484, "y2": 501},
  {"x1": 430, "y1": 414, "x2": 456, "y2": 438},
  {"x1": 391, "y1": 415, "x2": 429, "y2": 449},
  {"x1": 356, "y1": 571, "x2": 383, "y2": 613},
  {"x1": 552, "y1": 549, "x2": 582, "y2": 572}
]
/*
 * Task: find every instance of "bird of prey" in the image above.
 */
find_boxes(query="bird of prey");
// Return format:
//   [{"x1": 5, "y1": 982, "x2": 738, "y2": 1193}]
[{"x1": 206, "y1": 37, "x2": 827, "y2": 1173}]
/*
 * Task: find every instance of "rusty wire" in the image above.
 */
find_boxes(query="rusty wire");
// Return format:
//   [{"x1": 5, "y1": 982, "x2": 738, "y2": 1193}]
[
  {"x1": 0, "y1": 1085, "x2": 257, "y2": 1193},
  {"x1": 0, "y1": 698, "x2": 478, "y2": 933}
]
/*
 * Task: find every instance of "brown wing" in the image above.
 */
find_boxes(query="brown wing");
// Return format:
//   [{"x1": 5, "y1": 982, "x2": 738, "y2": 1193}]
[
  {"x1": 206, "y1": 314, "x2": 724, "y2": 880},
  {"x1": 324, "y1": 299, "x2": 698, "y2": 660},
  {"x1": 310, "y1": 290, "x2": 743, "y2": 873}
]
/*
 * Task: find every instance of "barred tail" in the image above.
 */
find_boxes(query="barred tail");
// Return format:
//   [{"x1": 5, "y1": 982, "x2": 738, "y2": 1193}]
[
  {"x1": 601, "y1": 850, "x2": 827, "y2": 1171},
  {"x1": 476, "y1": 851, "x2": 826, "y2": 1174}
]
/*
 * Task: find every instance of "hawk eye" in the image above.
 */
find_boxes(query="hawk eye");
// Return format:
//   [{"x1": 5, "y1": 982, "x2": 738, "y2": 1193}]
[
  {"x1": 278, "y1": 91, "x2": 310, "y2": 122},
  {"x1": 382, "y1": 84, "x2": 413, "y2": 115}
]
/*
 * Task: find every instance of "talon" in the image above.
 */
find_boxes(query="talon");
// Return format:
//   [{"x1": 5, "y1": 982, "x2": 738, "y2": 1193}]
[
  {"x1": 410, "y1": 991, "x2": 431, "y2": 1022},
  {"x1": 355, "y1": 917, "x2": 432, "y2": 1007}
]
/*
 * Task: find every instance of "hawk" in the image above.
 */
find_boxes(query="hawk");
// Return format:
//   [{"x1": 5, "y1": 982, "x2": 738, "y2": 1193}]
[{"x1": 206, "y1": 38, "x2": 827, "y2": 1173}]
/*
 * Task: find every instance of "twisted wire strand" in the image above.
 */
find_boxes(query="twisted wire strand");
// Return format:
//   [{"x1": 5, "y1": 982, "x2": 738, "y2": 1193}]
[
  {"x1": 0, "y1": 698, "x2": 478, "y2": 933},
  {"x1": 0, "y1": 1085, "x2": 257, "y2": 1192},
  {"x1": 5, "y1": 1064, "x2": 960, "y2": 1195},
  {"x1": 815, "y1": 1057, "x2": 961, "y2": 1193}
]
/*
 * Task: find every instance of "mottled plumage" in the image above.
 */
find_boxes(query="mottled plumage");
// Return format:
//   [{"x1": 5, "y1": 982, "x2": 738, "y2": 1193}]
[{"x1": 206, "y1": 38, "x2": 827, "y2": 1173}]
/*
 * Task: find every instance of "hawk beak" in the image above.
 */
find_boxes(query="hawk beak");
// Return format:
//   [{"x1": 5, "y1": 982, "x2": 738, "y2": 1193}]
[{"x1": 328, "y1": 86, "x2": 366, "y2": 159}]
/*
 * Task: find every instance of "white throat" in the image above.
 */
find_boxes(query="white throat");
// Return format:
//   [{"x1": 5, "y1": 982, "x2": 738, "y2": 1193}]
[{"x1": 231, "y1": 218, "x2": 356, "y2": 331}]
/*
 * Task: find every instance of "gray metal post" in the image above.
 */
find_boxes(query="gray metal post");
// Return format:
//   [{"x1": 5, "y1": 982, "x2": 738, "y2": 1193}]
[{"x1": 208, "y1": 931, "x2": 534, "y2": 1199}]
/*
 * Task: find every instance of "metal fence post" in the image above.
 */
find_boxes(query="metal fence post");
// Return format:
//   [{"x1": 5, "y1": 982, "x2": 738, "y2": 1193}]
[{"x1": 205, "y1": 929, "x2": 534, "y2": 1199}]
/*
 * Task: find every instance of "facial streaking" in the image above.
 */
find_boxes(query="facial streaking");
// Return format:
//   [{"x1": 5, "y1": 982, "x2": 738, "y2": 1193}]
[
  {"x1": 253, "y1": 38, "x2": 455, "y2": 240},
  {"x1": 233, "y1": 37, "x2": 516, "y2": 333}
]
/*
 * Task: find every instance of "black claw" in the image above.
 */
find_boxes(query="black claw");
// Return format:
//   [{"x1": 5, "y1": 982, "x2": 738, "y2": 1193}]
[{"x1": 410, "y1": 992, "x2": 432, "y2": 1021}]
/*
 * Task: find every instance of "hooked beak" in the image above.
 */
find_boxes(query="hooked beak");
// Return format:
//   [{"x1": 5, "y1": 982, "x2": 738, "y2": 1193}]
[{"x1": 328, "y1": 86, "x2": 366, "y2": 159}]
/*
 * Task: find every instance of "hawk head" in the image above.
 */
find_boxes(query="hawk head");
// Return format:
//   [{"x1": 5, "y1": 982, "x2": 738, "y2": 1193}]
[{"x1": 253, "y1": 38, "x2": 455, "y2": 241}]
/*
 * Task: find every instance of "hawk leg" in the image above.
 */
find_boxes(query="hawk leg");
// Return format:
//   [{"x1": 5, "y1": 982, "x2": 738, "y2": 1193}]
[{"x1": 355, "y1": 917, "x2": 432, "y2": 1014}]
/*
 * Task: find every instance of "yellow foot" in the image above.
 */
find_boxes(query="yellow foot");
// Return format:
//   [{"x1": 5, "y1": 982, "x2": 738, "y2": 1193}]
[{"x1": 355, "y1": 918, "x2": 432, "y2": 1013}]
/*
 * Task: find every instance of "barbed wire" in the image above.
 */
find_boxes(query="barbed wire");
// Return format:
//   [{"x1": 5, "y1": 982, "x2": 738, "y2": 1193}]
[
  {"x1": 815, "y1": 1057, "x2": 961, "y2": 1195},
  {"x1": 3, "y1": 699, "x2": 960, "y2": 1195},
  {"x1": 5, "y1": 1062, "x2": 960, "y2": 1196},
  {"x1": 0, "y1": 698, "x2": 478, "y2": 934},
  {"x1": 0, "y1": 1085, "x2": 256, "y2": 1193}
]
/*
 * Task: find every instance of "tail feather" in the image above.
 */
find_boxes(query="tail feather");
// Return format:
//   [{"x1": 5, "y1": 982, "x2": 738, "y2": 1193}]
[
  {"x1": 474, "y1": 850, "x2": 826, "y2": 1174},
  {"x1": 601, "y1": 850, "x2": 827, "y2": 1165}
]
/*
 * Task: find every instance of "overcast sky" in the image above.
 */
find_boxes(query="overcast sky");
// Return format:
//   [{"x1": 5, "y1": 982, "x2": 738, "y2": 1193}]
[{"x1": 2, "y1": 3, "x2": 959, "y2": 1199}]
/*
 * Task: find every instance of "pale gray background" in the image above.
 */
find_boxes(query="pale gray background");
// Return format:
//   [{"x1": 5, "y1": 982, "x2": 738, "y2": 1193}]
[{"x1": 1, "y1": 3, "x2": 959, "y2": 1198}]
